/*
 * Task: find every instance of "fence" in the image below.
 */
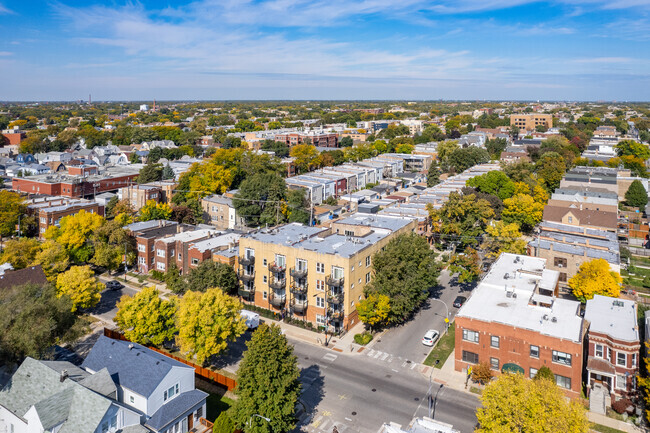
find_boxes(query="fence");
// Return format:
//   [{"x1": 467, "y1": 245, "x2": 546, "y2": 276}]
[{"x1": 103, "y1": 328, "x2": 237, "y2": 391}]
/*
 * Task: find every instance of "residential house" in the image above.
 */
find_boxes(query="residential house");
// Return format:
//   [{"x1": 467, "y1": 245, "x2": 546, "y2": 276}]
[
  {"x1": 201, "y1": 195, "x2": 244, "y2": 230},
  {"x1": 0, "y1": 265, "x2": 48, "y2": 289},
  {"x1": 126, "y1": 220, "x2": 180, "y2": 274},
  {"x1": 153, "y1": 229, "x2": 217, "y2": 273},
  {"x1": 118, "y1": 184, "x2": 163, "y2": 212},
  {"x1": 187, "y1": 232, "x2": 241, "y2": 271}
]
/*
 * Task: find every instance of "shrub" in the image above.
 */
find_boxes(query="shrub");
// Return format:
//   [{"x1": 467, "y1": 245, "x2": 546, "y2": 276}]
[
  {"x1": 611, "y1": 398, "x2": 633, "y2": 415},
  {"x1": 534, "y1": 365, "x2": 554, "y2": 382},
  {"x1": 354, "y1": 332, "x2": 373, "y2": 345},
  {"x1": 471, "y1": 361, "x2": 493, "y2": 385},
  {"x1": 150, "y1": 270, "x2": 165, "y2": 281},
  {"x1": 213, "y1": 411, "x2": 235, "y2": 433}
]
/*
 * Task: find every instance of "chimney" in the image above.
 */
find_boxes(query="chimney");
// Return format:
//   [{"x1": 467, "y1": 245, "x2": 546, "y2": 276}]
[{"x1": 60, "y1": 370, "x2": 69, "y2": 382}]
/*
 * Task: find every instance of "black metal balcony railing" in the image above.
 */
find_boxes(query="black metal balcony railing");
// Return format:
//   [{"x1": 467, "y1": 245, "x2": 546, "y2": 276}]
[
  {"x1": 325, "y1": 275, "x2": 344, "y2": 287},
  {"x1": 239, "y1": 256, "x2": 255, "y2": 266},
  {"x1": 270, "y1": 293, "x2": 286, "y2": 308},
  {"x1": 292, "y1": 298, "x2": 308, "y2": 314},
  {"x1": 238, "y1": 285, "x2": 254, "y2": 299},
  {"x1": 327, "y1": 292, "x2": 344, "y2": 305},
  {"x1": 269, "y1": 278, "x2": 286, "y2": 290},
  {"x1": 290, "y1": 267, "x2": 308, "y2": 279},
  {"x1": 291, "y1": 284, "x2": 308, "y2": 294},
  {"x1": 238, "y1": 271, "x2": 255, "y2": 282},
  {"x1": 328, "y1": 308, "x2": 344, "y2": 321},
  {"x1": 268, "y1": 262, "x2": 286, "y2": 273}
]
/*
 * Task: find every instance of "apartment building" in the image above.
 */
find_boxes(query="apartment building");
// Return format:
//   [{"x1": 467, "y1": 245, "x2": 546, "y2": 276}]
[
  {"x1": 127, "y1": 220, "x2": 180, "y2": 274},
  {"x1": 454, "y1": 253, "x2": 585, "y2": 399},
  {"x1": 584, "y1": 296, "x2": 640, "y2": 406},
  {"x1": 201, "y1": 195, "x2": 244, "y2": 230},
  {"x1": 154, "y1": 228, "x2": 217, "y2": 273},
  {"x1": 510, "y1": 113, "x2": 553, "y2": 132},
  {"x1": 187, "y1": 232, "x2": 241, "y2": 271},
  {"x1": 26, "y1": 196, "x2": 102, "y2": 238},
  {"x1": 237, "y1": 214, "x2": 416, "y2": 331},
  {"x1": 560, "y1": 167, "x2": 619, "y2": 194},
  {"x1": 274, "y1": 132, "x2": 338, "y2": 148},
  {"x1": 118, "y1": 184, "x2": 163, "y2": 211}
]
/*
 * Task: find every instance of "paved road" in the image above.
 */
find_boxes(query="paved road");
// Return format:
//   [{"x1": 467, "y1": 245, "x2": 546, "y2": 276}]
[
  {"x1": 90, "y1": 281, "x2": 137, "y2": 323},
  {"x1": 371, "y1": 270, "x2": 477, "y2": 364},
  {"x1": 292, "y1": 339, "x2": 479, "y2": 433}
]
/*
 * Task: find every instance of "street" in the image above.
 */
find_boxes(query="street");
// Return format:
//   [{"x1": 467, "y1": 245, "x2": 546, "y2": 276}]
[{"x1": 90, "y1": 280, "x2": 137, "y2": 323}]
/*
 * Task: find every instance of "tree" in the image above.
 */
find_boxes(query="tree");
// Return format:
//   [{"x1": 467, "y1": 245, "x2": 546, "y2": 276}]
[
  {"x1": 139, "y1": 200, "x2": 172, "y2": 221},
  {"x1": 47, "y1": 210, "x2": 104, "y2": 261},
  {"x1": 429, "y1": 192, "x2": 495, "y2": 248},
  {"x1": 485, "y1": 138, "x2": 507, "y2": 159},
  {"x1": 33, "y1": 240, "x2": 70, "y2": 279},
  {"x1": 137, "y1": 161, "x2": 163, "y2": 183},
  {"x1": 0, "y1": 283, "x2": 82, "y2": 364},
  {"x1": 339, "y1": 136, "x2": 353, "y2": 147},
  {"x1": 482, "y1": 221, "x2": 527, "y2": 258},
  {"x1": 466, "y1": 170, "x2": 515, "y2": 200},
  {"x1": 213, "y1": 412, "x2": 235, "y2": 433},
  {"x1": 105, "y1": 195, "x2": 120, "y2": 217},
  {"x1": 115, "y1": 286, "x2": 178, "y2": 346},
  {"x1": 356, "y1": 293, "x2": 391, "y2": 331},
  {"x1": 449, "y1": 248, "x2": 480, "y2": 283},
  {"x1": 502, "y1": 193, "x2": 544, "y2": 232},
  {"x1": 476, "y1": 373, "x2": 589, "y2": 433},
  {"x1": 233, "y1": 172, "x2": 287, "y2": 227},
  {"x1": 231, "y1": 324, "x2": 301, "y2": 433},
  {"x1": 56, "y1": 266, "x2": 104, "y2": 312},
  {"x1": 186, "y1": 261, "x2": 240, "y2": 294},
  {"x1": 165, "y1": 263, "x2": 185, "y2": 294},
  {"x1": 616, "y1": 139, "x2": 650, "y2": 160},
  {"x1": 0, "y1": 190, "x2": 26, "y2": 238},
  {"x1": 534, "y1": 366, "x2": 554, "y2": 382},
  {"x1": 290, "y1": 144, "x2": 320, "y2": 174},
  {"x1": 446, "y1": 147, "x2": 490, "y2": 173},
  {"x1": 162, "y1": 164, "x2": 175, "y2": 180},
  {"x1": 176, "y1": 288, "x2": 247, "y2": 364},
  {"x1": 535, "y1": 152, "x2": 566, "y2": 192},
  {"x1": 568, "y1": 258, "x2": 622, "y2": 302},
  {"x1": 286, "y1": 188, "x2": 310, "y2": 224},
  {"x1": 0, "y1": 238, "x2": 41, "y2": 269},
  {"x1": 625, "y1": 179, "x2": 648, "y2": 209},
  {"x1": 436, "y1": 140, "x2": 459, "y2": 165},
  {"x1": 427, "y1": 161, "x2": 441, "y2": 187},
  {"x1": 471, "y1": 361, "x2": 493, "y2": 385},
  {"x1": 364, "y1": 233, "x2": 439, "y2": 324}
]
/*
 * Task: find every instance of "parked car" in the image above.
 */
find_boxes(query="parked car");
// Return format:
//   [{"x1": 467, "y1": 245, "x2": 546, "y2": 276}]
[
  {"x1": 453, "y1": 296, "x2": 467, "y2": 308},
  {"x1": 481, "y1": 262, "x2": 491, "y2": 272},
  {"x1": 105, "y1": 280, "x2": 124, "y2": 291},
  {"x1": 422, "y1": 329, "x2": 440, "y2": 346}
]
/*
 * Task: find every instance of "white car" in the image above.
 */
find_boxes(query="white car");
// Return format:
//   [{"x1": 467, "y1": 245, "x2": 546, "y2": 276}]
[{"x1": 422, "y1": 329, "x2": 440, "y2": 346}]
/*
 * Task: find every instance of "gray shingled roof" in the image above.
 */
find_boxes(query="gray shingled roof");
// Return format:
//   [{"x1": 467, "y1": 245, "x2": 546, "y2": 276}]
[
  {"x1": 79, "y1": 368, "x2": 118, "y2": 398},
  {"x1": 144, "y1": 390, "x2": 208, "y2": 431},
  {"x1": 82, "y1": 335, "x2": 191, "y2": 398}
]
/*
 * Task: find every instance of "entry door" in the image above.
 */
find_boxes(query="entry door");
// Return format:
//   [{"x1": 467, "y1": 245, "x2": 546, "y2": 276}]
[{"x1": 188, "y1": 413, "x2": 193, "y2": 430}]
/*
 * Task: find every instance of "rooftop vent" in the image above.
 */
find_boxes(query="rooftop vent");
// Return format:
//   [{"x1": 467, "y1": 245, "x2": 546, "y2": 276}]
[
  {"x1": 551, "y1": 317, "x2": 558, "y2": 323},
  {"x1": 60, "y1": 370, "x2": 68, "y2": 383},
  {"x1": 543, "y1": 314, "x2": 549, "y2": 321},
  {"x1": 504, "y1": 272, "x2": 510, "y2": 280},
  {"x1": 128, "y1": 344, "x2": 134, "y2": 350}
]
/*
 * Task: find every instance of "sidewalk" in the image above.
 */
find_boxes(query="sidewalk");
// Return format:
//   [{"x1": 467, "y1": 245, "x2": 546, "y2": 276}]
[
  {"x1": 587, "y1": 411, "x2": 644, "y2": 432},
  {"x1": 98, "y1": 271, "x2": 173, "y2": 298},
  {"x1": 424, "y1": 353, "x2": 476, "y2": 395}
]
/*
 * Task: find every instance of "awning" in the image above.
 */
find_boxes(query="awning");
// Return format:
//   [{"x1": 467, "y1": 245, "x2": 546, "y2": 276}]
[{"x1": 501, "y1": 363, "x2": 525, "y2": 374}]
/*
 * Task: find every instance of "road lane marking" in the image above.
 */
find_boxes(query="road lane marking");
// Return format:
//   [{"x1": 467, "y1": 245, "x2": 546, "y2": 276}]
[
  {"x1": 323, "y1": 353, "x2": 338, "y2": 362},
  {"x1": 380, "y1": 353, "x2": 389, "y2": 361},
  {"x1": 338, "y1": 394, "x2": 348, "y2": 400},
  {"x1": 373, "y1": 351, "x2": 382, "y2": 359}
]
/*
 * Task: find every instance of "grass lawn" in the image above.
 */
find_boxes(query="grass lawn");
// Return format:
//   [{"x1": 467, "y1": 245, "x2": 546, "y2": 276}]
[
  {"x1": 423, "y1": 322, "x2": 455, "y2": 368},
  {"x1": 205, "y1": 392, "x2": 234, "y2": 421},
  {"x1": 590, "y1": 423, "x2": 626, "y2": 433}
]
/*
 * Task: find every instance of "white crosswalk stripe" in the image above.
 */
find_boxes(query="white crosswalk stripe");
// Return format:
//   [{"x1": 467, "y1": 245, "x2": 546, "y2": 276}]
[
  {"x1": 364, "y1": 348, "x2": 422, "y2": 371},
  {"x1": 322, "y1": 353, "x2": 338, "y2": 362}
]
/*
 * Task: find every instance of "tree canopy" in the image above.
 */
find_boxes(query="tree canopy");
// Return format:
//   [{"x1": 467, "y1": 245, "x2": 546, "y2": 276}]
[
  {"x1": 115, "y1": 286, "x2": 178, "y2": 346},
  {"x1": 139, "y1": 200, "x2": 173, "y2": 221},
  {"x1": 0, "y1": 191, "x2": 26, "y2": 238},
  {"x1": 56, "y1": 265, "x2": 104, "y2": 312},
  {"x1": 466, "y1": 170, "x2": 515, "y2": 200},
  {"x1": 356, "y1": 293, "x2": 391, "y2": 330},
  {"x1": 429, "y1": 191, "x2": 495, "y2": 248},
  {"x1": 233, "y1": 172, "x2": 288, "y2": 227},
  {"x1": 185, "y1": 261, "x2": 240, "y2": 294},
  {"x1": 568, "y1": 258, "x2": 621, "y2": 302},
  {"x1": 625, "y1": 179, "x2": 648, "y2": 209}
]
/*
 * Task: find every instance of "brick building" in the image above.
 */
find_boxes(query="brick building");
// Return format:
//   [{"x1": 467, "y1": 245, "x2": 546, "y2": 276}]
[
  {"x1": 12, "y1": 169, "x2": 139, "y2": 198},
  {"x1": 186, "y1": 233, "x2": 241, "y2": 273},
  {"x1": 153, "y1": 229, "x2": 217, "y2": 274},
  {"x1": 28, "y1": 198, "x2": 102, "y2": 238},
  {"x1": 1, "y1": 127, "x2": 26, "y2": 146},
  {"x1": 274, "y1": 132, "x2": 338, "y2": 148},
  {"x1": 126, "y1": 220, "x2": 180, "y2": 274},
  {"x1": 454, "y1": 253, "x2": 585, "y2": 399},
  {"x1": 118, "y1": 184, "x2": 163, "y2": 211},
  {"x1": 510, "y1": 113, "x2": 553, "y2": 132}
]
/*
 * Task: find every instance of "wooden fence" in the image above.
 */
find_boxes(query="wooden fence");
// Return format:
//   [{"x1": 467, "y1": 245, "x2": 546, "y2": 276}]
[{"x1": 103, "y1": 328, "x2": 237, "y2": 391}]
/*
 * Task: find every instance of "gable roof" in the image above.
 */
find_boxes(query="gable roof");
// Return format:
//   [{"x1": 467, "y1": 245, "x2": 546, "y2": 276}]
[
  {"x1": 145, "y1": 390, "x2": 207, "y2": 431},
  {"x1": 0, "y1": 265, "x2": 48, "y2": 290},
  {"x1": 542, "y1": 205, "x2": 617, "y2": 229},
  {"x1": 82, "y1": 335, "x2": 191, "y2": 398}
]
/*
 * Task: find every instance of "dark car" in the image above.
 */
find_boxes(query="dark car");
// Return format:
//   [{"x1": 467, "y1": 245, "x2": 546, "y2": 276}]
[
  {"x1": 481, "y1": 262, "x2": 491, "y2": 272},
  {"x1": 105, "y1": 280, "x2": 124, "y2": 291},
  {"x1": 453, "y1": 296, "x2": 467, "y2": 308}
]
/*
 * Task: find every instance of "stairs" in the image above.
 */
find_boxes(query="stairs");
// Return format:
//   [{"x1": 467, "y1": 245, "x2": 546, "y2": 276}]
[{"x1": 590, "y1": 385, "x2": 607, "y2": 415}]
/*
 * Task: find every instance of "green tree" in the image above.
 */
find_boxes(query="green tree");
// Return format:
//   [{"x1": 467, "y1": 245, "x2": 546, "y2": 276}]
[
  {"x1": 233, "y1": 172, "x2": 287, "y2": 227},
  {"x1": 534, "y1": 366, "x2": 554, "y2": 382},
  {"x1": 339, "y1": 136, "x2": 353, "y2": 147},
  {"x1": 449, "y1": 248, "x2": 480, "y2": 283},
  {"x1": 286, "y1": 188, "x2": 310, "y2": 224},
  {"x1": 476, "y1": 373, "x2": 589, "y2": 433},
  {"x1": 137, "y1": 161, "x2": 163, "y2": 183},
  {"x1": 466, "y1": 170, "x2": 515, "y2": 200},
  {"x1": 535, "y1": 152, "x2": 566, "y2": 192},
  {"x1": 213, "y1": 412, "x2": 235, "y2": 433},
  {"x1": 356, "y1": 293, "x2": 391, "y2": 331},
  {"x1": 568, "y1": 258, "x2": 621, "y2": 302},
  {"x1": 186, "y1": 261, "x2": 240, "y2": 294},
  {"x1": 105, "y1": 195, "x2": 120, "y2": 217},
  {"x1": 231, "y1": 324, "x2": 301, "y2": 433},
  {"x1": 426, "y1": 161, "x2": 441, "y2": 187},
  {"x1": 485, "y1": 138, "x2": 507, "y2": 159},
  {"x1": 115, "y1": 286, "x2": 178, "y2": 346},
  {"x1": 0, "y1": 190, "x2": 26, "y2": 238},
  {"x1": 162, "y1": 164, "x2": 175, "y2": 180},
  {"x1": 56, "y1": 265, "x2": 104, "y2": 312},
  {"x1": 165, "y1": 263, "x2": 185, "y2": 294},
  {"x1": 0, "y1": 283, "x2": 82, "y2": 364},
  {"x1": 446, "y1": 147, "x2": 490, "y2": 173},
  {"x1": 625, "y1": 179, "x2": 648, "y2": 209},
  {"x1": 364, "y1": 233, "x2": 439, "y2": 324},
  {"x1": 428, "y1": 191, "x2": 495, "y2": 248},
  {"x1": 176, "y1": 288, "x2": 247, "y2": 364}
]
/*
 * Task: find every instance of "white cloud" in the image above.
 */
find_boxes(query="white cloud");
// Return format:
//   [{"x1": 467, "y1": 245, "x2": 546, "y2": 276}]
[
  {"x1": 0, "y1": 51, "x2": 13, "y2": 56},
  {"x1": 0, "y1": 3, "x2": 13, "y2": 14}
]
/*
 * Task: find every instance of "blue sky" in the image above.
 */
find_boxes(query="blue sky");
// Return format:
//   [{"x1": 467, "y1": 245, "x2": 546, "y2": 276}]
[{"x1": 0, "y1": 0, "x2": 649, "y2": 101}]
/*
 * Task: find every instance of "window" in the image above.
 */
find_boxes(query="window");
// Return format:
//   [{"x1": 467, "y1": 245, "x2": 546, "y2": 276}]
[
  {"x1": 138, "y1": 257, "x2": 145, "y2": 264},
  {"x1": 263, "y1": 275, "x2": 267, "y2": 283},
  {"x1": 196, "y1": 406, "x2": 203, "y2": 420},
  {"x1": 263, "y1": 258, "x2": 267, "y2": 266},
  {"x1": 332, "y1": 266, "x2": 344, "y2": 280},
  {"x1": 366, "y1": 272, "x2": 371, "y2": 283},
  {"x1": 351, "y1": 266, "x2": 354, "y2": 271},
  {"x1": 554, "y1": 257, "x2": 567, "y2": 268},
  {"x1": 617, "y1": 374, "x2": 627, "y2": 390},
  {"x1": 102, "y1": 421, "x2": 109, "y2": 433},
  {"x1": 316, "y1": 314, "x2": 326, "y2": 325},
  {"x1": 130, "y1": 395, "x2": 135, "y2": 404},
  {"x1": 633, "y1": 353, "x2": 638, "y2": 368},
  {"x1": 275, "y1": 254, "x2": 286, "y2": 268},
  {"x1": 462, "y1": 329, "x2": 479, "y2": 343},
  {"x1": 316, "y1": 279, "x2": 325, "y2": 291},
  {"x1": 595, "y1": 344, "x2": 603, "y2": 358},
  {"x1": 490, "y1": 357, "x2": 499, "y2": 370},
  {"x1": 157, "y1": 262, "x2": 166, "y2": 271},
  {"x1": 110, "y1": 414, "x2": 117, "y2": 429},
  {"x1": 263, "y1": 291, "x2": 267, "y2": 300},
  {"x1": 366, "y1": 256, "x2": 371, "y2": 267},
  {"x1": 316, "y1": 297, "x2": 325, "y2": 308},
  {"x1": 296, "y1": 259, "x2": 307, "y2": 271},
  {"x1": 138, "y1": 244, "x2": 146, "y2": 252},
  {"x1": 530, "y1": 368, "x2": 538, "y2": 378},
  {"x1": 177, "y1": 253, "x2": 181, "y2": 260},
  {"x1": 555, "y1": 374, "x2": 571, "y2": 389},
  {"x1": 156, "y1": 249, "x2": 165, "y2": 257},
  {"x1": 552, "y1": 350, "x2": 572, "y2": 366},
  {"x1": 559, "y1": 272, "x2": 567, "y2": 283},
  {"x1": 568, "y1": 216, "x2": 573, "y2": 223},
  {"x1": 530, "y1": 345, "x2": 539, "y2": 359},
  {"x1": 490, "y1": 336, "x2": 500, "y2": 348},
  {"x1": 617, "y1": 352, "x2": 627, "y2": 367},
  {"x1": 316, "y1": 262, "x2": 325, "y2": 273},
  {"x1": 462, "y1": 350, "x2": 479, "y2": 364},
  {"x1": 191, "y1": 258, "x2": 199, "y2": 265},
  {"x1": 40, "y1": 217, "x2": 46, "y2": 223}
]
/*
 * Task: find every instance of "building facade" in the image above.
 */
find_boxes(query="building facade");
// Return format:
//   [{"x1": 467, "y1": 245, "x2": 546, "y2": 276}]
[{"x1": 510, "y1": 114, "x2": 553, "y2": 132}]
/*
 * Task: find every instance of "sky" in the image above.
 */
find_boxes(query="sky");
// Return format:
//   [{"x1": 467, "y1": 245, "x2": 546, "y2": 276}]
[{"x1": 0, "y1": 0, "x2": 649, "y2": 101}]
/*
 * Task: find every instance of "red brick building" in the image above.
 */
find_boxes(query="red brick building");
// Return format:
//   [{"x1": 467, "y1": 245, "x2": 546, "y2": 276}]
[
  {"x1": 153, "y1": 229, "x2": 216, "y2": 274},
  {"x1": 127, "y1": 220, "x2": 180, "y2": 274},
  {"x1": 12, "y1": 170, "x2": 139, "y2": 198},
  {"x1": 186, "y1": 233, "x2": 240, "y2": 273},
  {"x1": 274, "y1": 132, "x2": 338, "y2": 148},
  {"x1": 26, "y1": 197, "x2": 102, "y2": 238},
  {"x1": 1, "y1": 128, "x2": 26, "y2": 146},
  {"x1": 454, "y1": 253, "x2": 585, "y2": 399}
]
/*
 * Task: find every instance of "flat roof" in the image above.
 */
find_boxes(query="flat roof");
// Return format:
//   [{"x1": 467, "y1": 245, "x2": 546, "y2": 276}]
[
  {"x1": 159, "y1": 228, "x2": 216, "y2": 244},
  {"x1": 189, "y1": 233, "x2": 240, "y2": 253},
  {"x1": 125, "y1": 220, "x2": 176, "y2": 233},
  {"x1": 584, "y1": 295, "x2": 639, "y2": 343},
  {"x1": 245, "y1": 223, "x2": 327, "y2": 246},
  {"x1": 298, "y1": 229, "x2": 391, "y2": 258},
  {"x1": 334, "y1": 212, "x2": 414, "y2": 232},
  {"x1": 457, "y1": 253, "x2": 584, "y2": 342}
]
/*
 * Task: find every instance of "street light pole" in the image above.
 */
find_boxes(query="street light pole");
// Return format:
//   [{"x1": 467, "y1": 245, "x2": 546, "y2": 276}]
[
  {"x1": 430, "y1": 298, "x2": 449, "y2": 332},
  {"x1": 247, "y1": 414, "x2": 271, "y2": 431}
]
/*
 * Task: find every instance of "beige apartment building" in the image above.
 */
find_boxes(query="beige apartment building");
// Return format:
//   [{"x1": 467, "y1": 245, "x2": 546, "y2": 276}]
[
  {"x1": 237, "y1": 214, "x2": 416, "y2": 332},
  {"x1": 118, "y1": 184, "x2": 162, "y2": 211},
  {"x1": 510, "y1": 113, "x2": 553, "y2": 132}
]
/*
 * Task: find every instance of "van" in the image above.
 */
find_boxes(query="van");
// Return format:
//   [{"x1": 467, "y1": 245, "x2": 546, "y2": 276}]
[{"x1": 240, "y1": 310, "x2": 260, "y2": 330}]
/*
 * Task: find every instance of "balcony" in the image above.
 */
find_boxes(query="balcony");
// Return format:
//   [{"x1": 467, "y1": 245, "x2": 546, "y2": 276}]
[
  {"x1": 270, "y1": 293, "x2": 286, "y2": 308},
  {"x1": 326, "y1": 275, "x2": 344, "y2": 287},
  {"x1": 238, "y1": 271, "x2": 255, "y2": 282},
  {"x1": 269, "y1": 278, "x2": 286, "y2": 290},
  {"x1": 292, "y1": 298, "x2": 308, "y2": 314},
  {"x1": 239, "y1": 255, "x2": 255, "y2": 266},
  {"x1": 238, "y1": 285, "x2": 254, "y2": 299},
  {"x1": 291, "y1": 283, "x2": 308, "y2": 294},
  {"x1": 268, "y1": 262, "x2": 286, "y2": 274},
  {"x1": 327, "y1": 292, "x2": 344, "y2": 305},
  {"x1": 328, "y1": 308, "x2": 344, "y2": 321},
  {"x1": 290, "y1": 267, "x2": 308, "y2": 279}
]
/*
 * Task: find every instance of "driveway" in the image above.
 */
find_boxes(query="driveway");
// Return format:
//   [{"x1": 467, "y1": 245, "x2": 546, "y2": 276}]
[{"x1": 371, "y1": 269, "x2": 477, "y2": 363}]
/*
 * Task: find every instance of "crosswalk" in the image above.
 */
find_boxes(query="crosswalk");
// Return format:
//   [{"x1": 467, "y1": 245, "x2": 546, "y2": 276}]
[
  {"x1": 300, "y1": 413, "x2": 359, "y2": 433},
  {"x1": 362, "y1": 349, "x2": 421, "y2": 371}
]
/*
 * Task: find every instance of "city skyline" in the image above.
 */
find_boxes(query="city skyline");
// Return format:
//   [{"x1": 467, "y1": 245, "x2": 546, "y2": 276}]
[{"x1": 0, "y1": 0, "x2": 649, "y2": 101}]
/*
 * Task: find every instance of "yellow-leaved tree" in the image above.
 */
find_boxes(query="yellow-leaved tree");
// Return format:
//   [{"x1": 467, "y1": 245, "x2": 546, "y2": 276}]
[
  {"x1": 138, "y1": 200, "x2": 172, "y2": 222},
  {"x1": 0, "y1": 238, "x2": 41, "y2": 269},
  {"x1": 176, "y1": 288, "x2": 247, "y2": 364},
  {"x1": 56, "y1": 265, "x2": 104, "y2": 312},
  {"x1": 115, "y1": 286, "x2": 178, "y2": 346},
  {"x1": 483, "y1": 221, "x2": 528, "y2": 258},
  {"x1": 356, "y1": 293, "x2": 391, "y2": 331},
  {"x1": 476, "y1": 373, "x2": 589, "y2": 433},
  {"x1": 568, "y1": 258, "x2": 621, "y2": 302},
  {"x1": 290, "y1": 144, "x2": 321, "y2": 174},
  {"x1": 46, "y1": 210, "x2": 104, "y2": 263},
  {"x1": 33, "y1": 239, "x2": 70, "y2": 280},
  {"x1": 502, "y1": 193, "x2": 544, "y2": 232}
]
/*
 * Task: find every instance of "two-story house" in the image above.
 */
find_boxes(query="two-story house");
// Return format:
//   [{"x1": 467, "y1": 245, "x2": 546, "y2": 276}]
[{"x1": 82, "y1": 335, "x2": 208, "y2": 433}]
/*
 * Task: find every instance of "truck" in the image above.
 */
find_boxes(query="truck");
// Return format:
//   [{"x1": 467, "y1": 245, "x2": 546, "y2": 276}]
[{"x1": 240, "y1": 310, "x2": 260, "y2": 330}]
